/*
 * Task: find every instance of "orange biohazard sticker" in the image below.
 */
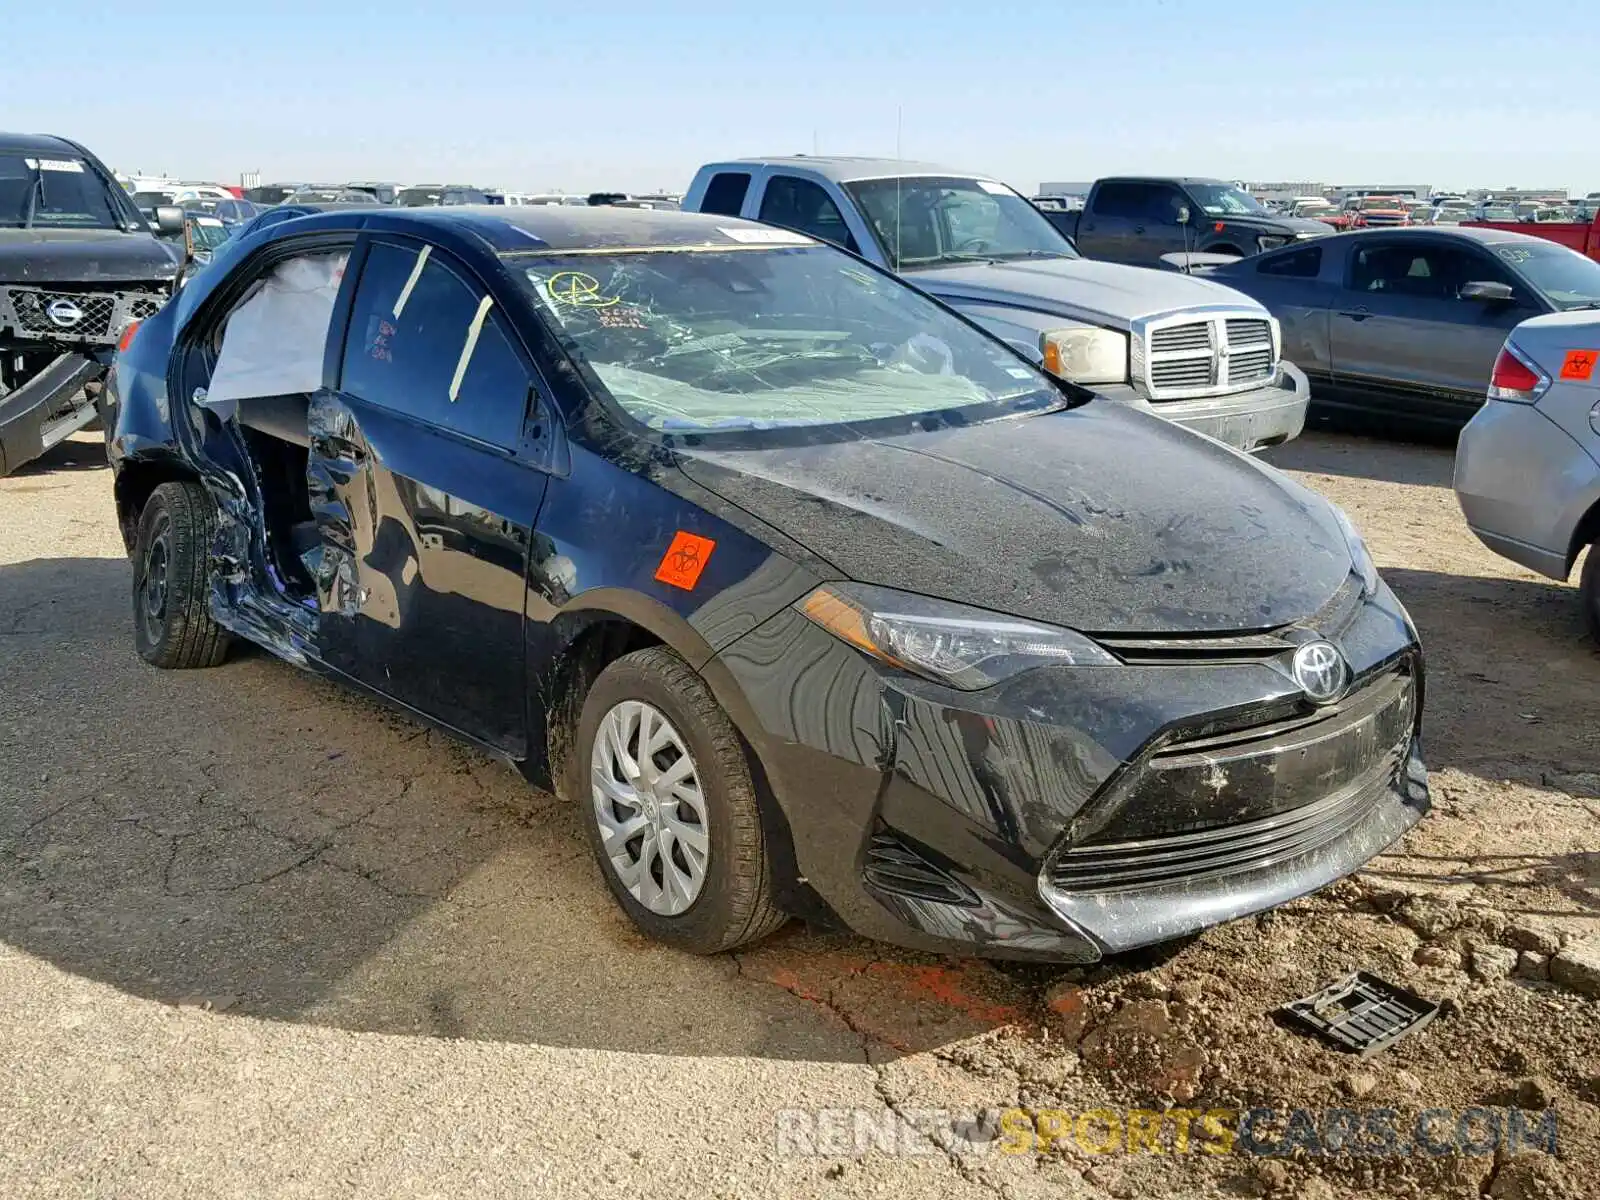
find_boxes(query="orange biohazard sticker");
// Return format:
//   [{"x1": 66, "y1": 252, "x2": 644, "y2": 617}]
[
  {"x1": 655, "y1": 531, "x2": 716, "y2": 590},
  {"x1": 1561, "y1": 349, "x2": 1598, "y2": 382}
]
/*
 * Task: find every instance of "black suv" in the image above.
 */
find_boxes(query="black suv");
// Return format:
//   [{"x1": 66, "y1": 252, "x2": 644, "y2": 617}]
[{"x1": 0, "y1": 133, "x2": 182, "y2": 474}]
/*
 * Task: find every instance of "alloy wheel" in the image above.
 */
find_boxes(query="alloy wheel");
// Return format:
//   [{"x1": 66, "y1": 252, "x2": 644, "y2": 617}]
[{"x1": 590, "y1": 700, "x2": 710, "y2": 916}]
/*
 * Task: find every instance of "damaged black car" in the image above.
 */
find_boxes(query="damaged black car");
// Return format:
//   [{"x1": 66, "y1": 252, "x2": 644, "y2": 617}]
[
  {"x1": 106, "y1": 205, "x2": 1428, "y2": 961},
  {"x1": 0, "y1": 133, "x2": 182, "y2": 475}
]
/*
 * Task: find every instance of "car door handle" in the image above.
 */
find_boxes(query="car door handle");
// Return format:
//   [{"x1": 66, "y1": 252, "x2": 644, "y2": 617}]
[{"x1": 1338, "y1": 309, "x2": 1372, "y2": 322}]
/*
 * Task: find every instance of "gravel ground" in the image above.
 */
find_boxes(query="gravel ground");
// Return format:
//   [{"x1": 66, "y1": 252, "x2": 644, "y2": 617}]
[{"x1": 1, "y1": 430, "x2": 1596, "y2": 1199}]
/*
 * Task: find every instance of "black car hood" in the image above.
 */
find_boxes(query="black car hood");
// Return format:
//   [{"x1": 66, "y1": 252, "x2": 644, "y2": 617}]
[
  {"x1": 676, "y1": 403, "x2": 1354, "y2": 635},
  {"x1": 0, "y1": 228, "x2": 181, "y2": 285}
]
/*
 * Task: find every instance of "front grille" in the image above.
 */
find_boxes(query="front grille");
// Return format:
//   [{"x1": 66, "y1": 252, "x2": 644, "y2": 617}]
[
  {"x1": 1225, "y1": 318, "x2": 1273, "y2": 346},
  {"x1": 1151, "y1": 358, "x2": 1215, "y2": 390},
  {"x1": 1151, "y1": 322, "x2": 1213, "y2": 353},
  {"x1": 1137, "y1": 310, "x2": 1280, "y2": 401},
  {"x1": 1228, "y1": 346, "x2": 1275, "y2": 385},
  {"x1": 0, "y1": 287, "x2": 165, "y2": 345},
  {"x1": 863, "y1": 830, "x2": 978, "y2": 906},
  {"x1": 1044, "y1": 666, "x2": 1416, "y2": 890},
  {"x1": 1043, "y1": 768, "x2": 1390, "y2": 892}
]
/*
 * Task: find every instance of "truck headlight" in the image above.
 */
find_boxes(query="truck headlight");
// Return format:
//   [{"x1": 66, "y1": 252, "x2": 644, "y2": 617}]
[
  {"x1": 1039, "y1": 328, "x2": 1128, "y2": 386},
  {"x1": 800, "y1": 584, "x2": 1117, "y2": 690},
  {"x1": 1258, "y1": 234, "x2": 1292, "y2": 251}
]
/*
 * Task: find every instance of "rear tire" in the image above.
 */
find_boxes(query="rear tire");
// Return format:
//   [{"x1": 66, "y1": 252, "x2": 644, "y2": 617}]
[
  {"x1": 1581, "y1": 543, "x2": 1600, "y2": 644},
  {"x1": 574, "y1": 646, "x2": 788, "y2": 954},
  {"x1": 132, "y1": 481, "x2": 231, "y2": 669}
]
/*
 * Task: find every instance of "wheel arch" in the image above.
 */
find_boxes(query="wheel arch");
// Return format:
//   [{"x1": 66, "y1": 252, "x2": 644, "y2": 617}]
[
  {"x1": 526, "y1": 593, "x2": 809, "y2": 910},
  {"x1": 114, "y1": 451, "x2": 203, "y2": 555},
  {"x1": 1566, "y1": 496, "x2": 1600, "y2": 576}
]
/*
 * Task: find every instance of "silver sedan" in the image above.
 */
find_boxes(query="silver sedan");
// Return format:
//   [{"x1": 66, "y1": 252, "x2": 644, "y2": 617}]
[{"x1": 1454, "y1": 312, "x2": 1600, "y2": 637}]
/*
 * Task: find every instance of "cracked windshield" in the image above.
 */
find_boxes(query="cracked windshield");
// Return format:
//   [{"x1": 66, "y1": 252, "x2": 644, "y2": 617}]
[{"x1": 519, "y1": 245, "x2": 1059, "y2": 434}]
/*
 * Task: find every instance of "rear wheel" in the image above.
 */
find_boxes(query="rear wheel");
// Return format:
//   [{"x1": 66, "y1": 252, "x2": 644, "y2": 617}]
[
  {"x1": 1581, "y1": 544, "x2": 1600, "y2": 644},
  {"x1": 574, "y1": 646, "x2": 787, "y2": 954},
  {"x1": 132, "y1": 481, "x2": 231, "y2": 669}
]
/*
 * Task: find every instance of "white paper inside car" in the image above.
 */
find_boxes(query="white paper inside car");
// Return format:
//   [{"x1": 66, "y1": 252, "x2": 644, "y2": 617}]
[{"x1": 202, "y1": 253, "x2": 349, "y2": 419}]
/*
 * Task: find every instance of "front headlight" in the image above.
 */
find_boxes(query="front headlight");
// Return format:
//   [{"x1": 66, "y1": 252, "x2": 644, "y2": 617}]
[
  {"x1": 1258, "y1": 234, "x2": 1292, "y2": 251},
  {"x1": 799, "y1": 584, "x2": 1117, "y2": 690},
  {"x1": 1330, "y1": 504, "x2": 1380, "y2": 595},
  {"x1": 1039, "y1": 327, "x2": 1128, "y2": 386}
]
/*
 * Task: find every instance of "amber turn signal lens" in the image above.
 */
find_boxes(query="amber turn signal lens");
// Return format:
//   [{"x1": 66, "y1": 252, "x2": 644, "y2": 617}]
[{"x1": 116, "y1": 320, "x2": 142, "y2": 353}]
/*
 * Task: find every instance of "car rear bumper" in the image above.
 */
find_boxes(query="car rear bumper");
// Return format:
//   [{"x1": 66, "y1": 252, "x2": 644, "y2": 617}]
[
  {"x1": 1454, "y1": 399, "x2": 1600, "y2": 580},
  {"x1": 0, "y1": 352, "x2": 106, "y2": 476},
  {"x1": 713, "y1": 578, "x2": 1426, "y2": 961},
  {"x1": 1097, "y1": 363, "x2": 1309, "y2": 453}
]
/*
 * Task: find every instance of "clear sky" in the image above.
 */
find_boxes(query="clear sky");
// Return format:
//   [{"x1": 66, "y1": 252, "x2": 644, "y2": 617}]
[{"x1": 10, "y1": 0, "x2": 1589, "y2": 195}]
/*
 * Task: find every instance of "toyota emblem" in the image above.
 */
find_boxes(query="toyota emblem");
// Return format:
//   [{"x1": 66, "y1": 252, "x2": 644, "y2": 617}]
[
  {"x1": 45, "y1": 298, "x2": 84, "y2": 328},
  {"x1": 1292, "y1": 640, "x2": 1348, "y2": 704}
]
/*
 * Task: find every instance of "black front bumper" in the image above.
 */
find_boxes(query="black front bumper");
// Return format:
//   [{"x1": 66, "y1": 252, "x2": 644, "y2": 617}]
[
  {"x1": 713, "y1": 578, "x2": 1428, "y2": 961},
  {"x1": 0, "y1": 352, "x2": 106, "y2": 476}
]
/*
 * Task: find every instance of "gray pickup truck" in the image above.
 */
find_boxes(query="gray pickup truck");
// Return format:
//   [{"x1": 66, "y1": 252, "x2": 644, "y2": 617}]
[{"x1": 682, "y1": 157, "x2": 1309, "y2": 452}]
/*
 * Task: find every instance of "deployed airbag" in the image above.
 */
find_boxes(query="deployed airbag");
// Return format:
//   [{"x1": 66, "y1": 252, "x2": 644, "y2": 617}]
[{"x1": 202, "y1": 253, "x2": 349, "y2": 419}]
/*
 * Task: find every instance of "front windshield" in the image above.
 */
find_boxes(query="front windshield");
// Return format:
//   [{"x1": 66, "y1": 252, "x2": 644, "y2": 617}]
[
  {"x1": 1496, "y1": 243, "x2": 1600, "y2": 310},
  {"x1": 1358, "y1": 197, "x2": 1403, "y2": 211},
  {"x1": 397, "y1": 188, "x2": 441, "y2": 207},
  {"x1": 0, "y1": 152, "x2": 122, "y2": 229},
  {"x1": 843, "y1": 176, "x2": 1079, "y2": 271},
  {"x1": 514, "y1": 244, "x2": 1062, "y2": 439},
  {"x1": 1187, "y1": 184, "x2": 1268, "y2": 216}
]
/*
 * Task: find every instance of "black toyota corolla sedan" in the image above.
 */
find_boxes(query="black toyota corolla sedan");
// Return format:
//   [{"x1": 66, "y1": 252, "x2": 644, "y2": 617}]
[{"x1": 105, "y1": 205, "x2": 1428, "y2": 962}]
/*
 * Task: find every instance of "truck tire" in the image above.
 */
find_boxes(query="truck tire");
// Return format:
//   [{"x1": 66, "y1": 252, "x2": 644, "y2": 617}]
[
  {"x1": 574, "y1": 646, "x2": 788, "y2": 954},
  {"x1": 132, "y1": 481, "x2": 231, "y2": 669}
]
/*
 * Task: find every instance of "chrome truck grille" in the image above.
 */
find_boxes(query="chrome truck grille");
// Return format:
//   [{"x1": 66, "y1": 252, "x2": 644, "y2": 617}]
[
  {"x1": 0, "y1": 287, "x2": 165, "y2": 345},
  {"x1": 1131, "y1": 309, "x2": 1281, "y2": 401}
]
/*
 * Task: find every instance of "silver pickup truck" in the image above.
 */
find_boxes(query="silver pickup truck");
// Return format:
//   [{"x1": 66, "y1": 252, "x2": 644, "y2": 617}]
[{"x1": 682, "y1": 157, "x2": 1309, "y2": 452}]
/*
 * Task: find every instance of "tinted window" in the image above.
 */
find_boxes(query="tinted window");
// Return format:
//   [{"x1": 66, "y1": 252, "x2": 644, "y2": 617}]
[
  {"x1": 699, "y1": 172, "x2": 751, "y2": 217},
  {"x1": 1258, "y1": 245, "x2": 1323, "y2": 278},
  {"x1": 341, "y1": 242, "x2": 529, "y2": 448},
  {"x1": 758, "y1": 176, "x2": 859, "y2": 253},
  {"x1": 1090, "y1": 182, "x2": 1151, "y2": 219},
  {"x1": 1349, "y1": 242, "x2": 1507, "y2": 300}
]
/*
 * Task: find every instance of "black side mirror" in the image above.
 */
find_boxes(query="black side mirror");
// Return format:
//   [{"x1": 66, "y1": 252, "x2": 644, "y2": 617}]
[
  {"x1": 154, "y1": 205, "x2": 185, "y2": 236},
  {"x1": 1460, "y1": 280, "x2": 1515, "y2": 303}
]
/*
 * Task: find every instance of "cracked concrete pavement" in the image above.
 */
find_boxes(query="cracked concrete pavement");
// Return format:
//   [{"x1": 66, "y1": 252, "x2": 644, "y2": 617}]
[{"x1": 3, "y1": 431, "x2": 1598, "y2": 1199}]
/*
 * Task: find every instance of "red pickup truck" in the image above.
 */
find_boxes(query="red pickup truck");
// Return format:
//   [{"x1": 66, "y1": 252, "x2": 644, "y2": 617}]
[{"x1": 1464, "y1": 211, "x2": 1600, "y2": 263}]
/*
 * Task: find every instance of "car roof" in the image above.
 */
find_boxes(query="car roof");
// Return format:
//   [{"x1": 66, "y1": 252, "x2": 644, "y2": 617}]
[
  {"x1": 0, "y1": 131, "x2": 83, "y2": 155},
  {"x1": 339, "y1": 204, "x2": 812, "y2": 253},
  {"x1": 1307, "y1": 227, "x2": 1553, "y2": 249},
  {"x1": 1102, "y1": 176, "x2": 1233, "y2": 187},
  {"x1": 717, "y1": 155, "x2": 982, "y2": 183}
]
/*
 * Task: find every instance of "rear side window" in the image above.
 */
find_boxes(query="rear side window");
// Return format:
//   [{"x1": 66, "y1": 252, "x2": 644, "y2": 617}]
[
  {"x1": 1258, "y1": 245, "x2": 1322, "y2": 278},
  {"x1": 340, "y1": 241, "x2": 529, "y2": 448},
  {"x1": 757, "y1": 175, "x2": 860, "y2": 252},
  {"x1": 699, "y1": 171, "x2": 751, "y2": 216},
  {"x1": 1090, "y1": 182, "x2": 1149, "y2": 219}
]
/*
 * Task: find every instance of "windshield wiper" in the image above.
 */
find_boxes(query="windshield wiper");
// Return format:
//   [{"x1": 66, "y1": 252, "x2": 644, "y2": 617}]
[{"x1": 20, "y1": 168, "x2": 43, "y2": 229}]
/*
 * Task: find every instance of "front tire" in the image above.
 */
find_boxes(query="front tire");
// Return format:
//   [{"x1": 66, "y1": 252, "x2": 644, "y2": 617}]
[
  {"x1": 574, "y1": 646, "x2": 787, "y2": 954},
  {"x1": 132, "y1": 481, "x2": 231, "y2": 669}
]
